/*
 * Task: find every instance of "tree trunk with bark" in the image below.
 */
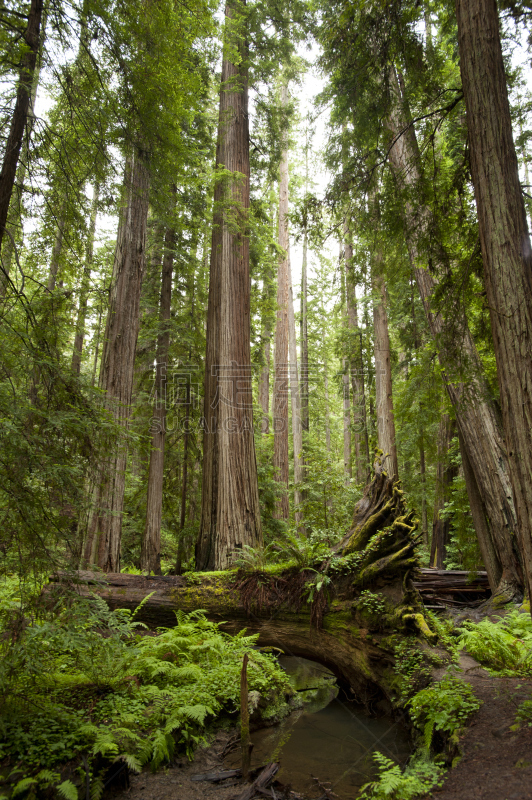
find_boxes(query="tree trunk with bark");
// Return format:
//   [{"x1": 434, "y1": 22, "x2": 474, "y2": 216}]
[
  {"x1": 45, "y1": 209, "x2": 66, "y2": 292},
  {"x1": 300, "y1": 224, "x2": 309, "y2": 436},
  {"x1": 288, "y1": 271, "x2": 304, "y2": 524},
  {"x1": 258, "y1": 204, "x2": 275, "y2": 435},
  {"x1": 386, "y1": 65, "x2": 523, "y2": 599},
  {"x1": 140, "y1": 225, "x2": 175, "y2": 574},
  {"x1": 419, "y1": 424, "x2": 428, "y2": 547},
  {"x1": 341, "y1": 248, "x2": 352, "y2": 486},
  {"x1": 273, "y1": 82, "x2": 290, "y2": 521},
  {"x1": 0, "y1": 3, "x2": 47, "y2": 290},
  {"x1": 430, "y1": 414, "x2": 458, "y2": 569},
  {"x1": 83, "y1": 150, "x2": 150, "y2": 571},
  {"x1": 196, "y1": 0, "x2": 262, "y2": 570},
  {"x1": 344, "y1": 222, "x2": 369, "y2": 484},
  {"x1": 71, "y1": 183, "x2": 99, "y2": 376},
  {"x1": 370, "y1": 199, "x2": 398, "y2": 480},
  {"x1": 456, "y1": 0, "x2": 532, "y2": 604},
  {"x1": 0, "y1": 0, "x2": 43, "y2": 254},
  {"x1": 457, "y1": 427, "x2": 502, "y2": 592}
]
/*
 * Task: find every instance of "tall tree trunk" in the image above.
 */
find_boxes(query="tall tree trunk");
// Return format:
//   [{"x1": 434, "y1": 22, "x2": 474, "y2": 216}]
[
  {"x1": 71, "y1": 183, "x2": 99, "y2": 376},
  {"x1": 45, "y1": 209, "x2": 66, "y2": 292},
  {"x1": 273, "y1": 82, "x2": 290, "y2": 521},
  {"x1": 196, "y1": 0, "x2": 262, "y2": 570},
  {"x1": 91, "y1": 304, "x2": 103, "y2": 387},
  {"x1": 456, "y1": 0, "x2": 532, "y2": 604},
  {"x1": 0, "y1": 2, "x2": 47, "y2": 290},
  {"x1": 430, "y1": 414, "x2": 458, "y2": 569},
  {"x1": 83, "y1": 150, "x2": 150, "y2": 571},
  {"x1": 288, "y1": 268, "x2": 304, "y2": 524},
  {"x1": 0, "y1": 0, "x2": 43, "y2": 254},
  {"x1": 258, "y1": 317, "x2": 272, "y2": 433},
  {"x1": 323, "y1": 353, "x2": 331, "y2": 454},
  {"x1": 370, "y1": 198, "x2": 398, "y2": 480},
  {"x1": 344, "y1": 221, "x2": 368, "y2": 484},
  {"x1": 258, "y1": 221, "x2": 275, "y2": 434},
  {"x1": 419, "y1": 424, "x2": 428, "y2": 547},
  {"x1": 300, "y1": 223, "x2": 309, "y2": 436},
  {"x1": 140, "y1": 225, "x2": 175, "y2": 574},
  {"x1": 458, "y1": 427, "x2": 502, "y2": 592},
  {"x1": 341, "y1": 246, "x2": 351, "y2": 486},
  {"x1": 386, "y1": 65, "x2": 523, "y2": 598}
]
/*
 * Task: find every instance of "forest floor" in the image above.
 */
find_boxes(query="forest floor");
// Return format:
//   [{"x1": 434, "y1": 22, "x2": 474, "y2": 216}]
[
  {"x1": 107, "y1": 669, "x2": 532, "y2": 800},
  {"x1": 423, "y1": 665, "x2": 532, "y2": 800},
  {"x1": 107, "y1": 728, "x2": 284, "y2": 800}
]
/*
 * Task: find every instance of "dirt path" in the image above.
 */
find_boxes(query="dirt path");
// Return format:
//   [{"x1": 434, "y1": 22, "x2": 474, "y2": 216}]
[{"x1": 425, "y1": 669, "x2": 532, "y2": 800}]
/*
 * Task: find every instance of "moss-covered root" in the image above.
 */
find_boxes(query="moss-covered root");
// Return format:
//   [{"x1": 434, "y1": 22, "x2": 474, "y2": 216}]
[{"x1": 403, "y1": 612, "x2": 438, "y2": 645}]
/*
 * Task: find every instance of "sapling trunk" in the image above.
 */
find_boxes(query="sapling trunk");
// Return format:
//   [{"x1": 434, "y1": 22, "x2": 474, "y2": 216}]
[{"x1": 240, "y1": 653, "x2": 252, "y2": 780}]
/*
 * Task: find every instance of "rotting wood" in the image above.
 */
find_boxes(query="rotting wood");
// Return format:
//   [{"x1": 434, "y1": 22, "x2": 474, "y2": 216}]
[{"x1": 232, "y1": 762, "x2": 279, "y2": 800}]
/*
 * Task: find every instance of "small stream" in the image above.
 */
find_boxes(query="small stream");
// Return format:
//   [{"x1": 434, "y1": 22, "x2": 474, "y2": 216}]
[{"x1": 226, "y1": 656, "x2": 412, "y2": 798}]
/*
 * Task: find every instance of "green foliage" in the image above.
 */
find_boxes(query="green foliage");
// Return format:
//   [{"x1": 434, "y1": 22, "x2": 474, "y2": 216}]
[
  {"x1": 278, "y1": 529, "x2": 332, "y2": 568},
  {"x1": 392, "y1": 639, "x2": 433, "y2": 704},
  {"x1": 355, "y1": 590, "x2": 390, "y2": 631},
  {"x1": 515, "y1": 697, "x2": 532, "y2": 728},
  {"x1": 408, "y1": 677, "x2": 481, "y2": 756},
  {"x1": 0, "y1": 592, "x2": 291, "y2": 795},
  {"x1": 359, "y1": 752, "x2": 444, "y2": 800},
  {"x1": 459, "y1": 611, "x2": 532, "y2": 675},
  {"x1": 302, "y1": 570, "x2": 332, "y2": 604},
  {"x1": 424, "y1": 610, "x2": 460, "y2": 659}
]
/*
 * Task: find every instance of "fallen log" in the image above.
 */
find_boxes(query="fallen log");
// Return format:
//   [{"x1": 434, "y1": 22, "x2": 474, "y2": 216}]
[
  {"x1": 47, "y1": 457, "x2": 450, "y2": 710},
  {"x1": 232, "y1": 762, "x2": 279, "y2": 800},
  {"x1": 47, "y1": 568, "x2": 403, "y2": 707}
]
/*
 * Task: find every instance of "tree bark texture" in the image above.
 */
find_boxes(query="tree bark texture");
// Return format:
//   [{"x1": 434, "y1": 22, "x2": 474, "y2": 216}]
[
  {"x1": 344, "y1": 224, "x2": 369, "y2": 484},
  {"x1": 371, "y1": 208, "x2": 398, "y2": 480},
  {"x1": 430, "y1": 414, "x2": 458, "y2": 569},
  {"x1": 0, "y1": 0, "x2": 43, "y2": 254},
  {"x1": 258, "y1": 215, "x2": 275, "y2": 435},
  {"x1": 300, "y1": 229, "x2": 309, "y2": 439},
  {"x1": 258, "y1": 310, "x2": 272, "y2": 434},
  {"x1": 386, "y1": 65, "x2": 523, "y2": 598},
  {"x1": 196, "y1": 0, "x2": 262, "y2": 569},
  {"x1": 456, "y1": 0, "x2": 532, "y2": 603},
  {"x1": 72, "y1": 183, "x2": 99, "y2": 376},
  {"x1": 141, "y1": 226, "x2": 175, "y2": 574},
  {"x1": 458, "y1": 427, "x2": 502, "y2": 592},
  {"x1": 341, "y1": 247, "x2": 352, "y2": 485},
  {"x1": 288, "y1": 271, "x2": 304, "y2": 524},
  {"x1": 46, "y1": 208, "x2": 66, "y2": 292},
  {"x1": 273, "y1": 82, "x2": 290, "y2": 521},
  {"x1": 83, "y1": 150, "x2": 150, "y2": 571},
  {"x1": 419, "y1": 425, "x2": 428, "y2": 546}
]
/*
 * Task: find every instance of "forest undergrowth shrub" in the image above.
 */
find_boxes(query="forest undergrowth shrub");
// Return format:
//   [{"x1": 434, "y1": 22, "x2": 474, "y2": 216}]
[
  {"x1": 407, "y1": 676, "x2": 481, "y2": 761},
  {"x1": 392, "y1": 639, "x2": 434, "y2": 704},
  {"x1": 0, "y1": 590, "x2": 291, "y2": 799},
  {"x1": 360, "y1": 676, "x2": 480, "y2": 799},
  {"x1": 458, "y1": 610, "x2": 532, "y2": 675},
  {"x1": 359, "y1": 751, "x2": 445, "y2": 800}
]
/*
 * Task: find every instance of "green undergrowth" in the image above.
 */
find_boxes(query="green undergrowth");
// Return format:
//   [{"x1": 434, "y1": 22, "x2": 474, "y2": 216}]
[
  {"x1": 0, "y1": 587, "x2": 292, "y2": 800},
  {"x1": 361, "y1": 674, "x2": 480, "y2": 799},
  {"x1": 459, "y1": 609, "x2": 532, "y2": 675}
]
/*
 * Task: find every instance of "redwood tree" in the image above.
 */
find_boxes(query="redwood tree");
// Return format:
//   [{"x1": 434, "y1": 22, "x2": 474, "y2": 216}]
[
  {"x1": 83, "y1": 151, "x2": 150, "y2": 571},
  {"x1": 0, "y1": 0, "x2": 43, "y2": 254},
  {"x1": 196, "y1": 0, "x2": 262, "y2": 570},
  {"x1": 141, "y1": 224, "x2": 175, "y2": 574},
  {"x1": 456, "y1": 0, "x2": 532, "y2": 603},
  {"x1": 273, "y1": 81, "x2": 290, "y2": 521}
]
